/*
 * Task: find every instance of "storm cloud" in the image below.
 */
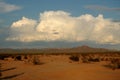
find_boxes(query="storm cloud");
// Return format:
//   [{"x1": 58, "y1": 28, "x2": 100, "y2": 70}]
[{"x1": 6, "y1": 11, "x2": 120, "y2": 44}]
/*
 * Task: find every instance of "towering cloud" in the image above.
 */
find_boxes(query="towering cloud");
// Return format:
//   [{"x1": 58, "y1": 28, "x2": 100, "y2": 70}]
[{"x1": 6, "y1": 11, "x2": 120, "y2": 44}]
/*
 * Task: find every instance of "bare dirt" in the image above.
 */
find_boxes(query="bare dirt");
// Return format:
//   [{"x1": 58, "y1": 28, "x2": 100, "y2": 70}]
[{"x1": 1, "y1": 55, "x2": 120, "y2": 80}]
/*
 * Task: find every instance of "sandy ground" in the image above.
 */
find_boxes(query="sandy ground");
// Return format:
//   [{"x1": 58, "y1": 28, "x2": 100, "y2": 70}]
[{"x1": 0, "y1": 55, "x2": 120, "y2": 80}]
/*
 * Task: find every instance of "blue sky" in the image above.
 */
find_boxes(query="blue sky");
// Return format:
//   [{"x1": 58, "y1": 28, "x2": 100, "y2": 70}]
[
  {"x1": 0, "y1": 0, "x2": 120, "y2": 49},
  {"x1": 1, "y1": 0, "x2": 120, "y2": 24}
]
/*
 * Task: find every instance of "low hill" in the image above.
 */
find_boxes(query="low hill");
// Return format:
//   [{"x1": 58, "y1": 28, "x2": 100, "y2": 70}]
[{"x1": 70, "y1": 45, "x2": 110, "y2": 53}]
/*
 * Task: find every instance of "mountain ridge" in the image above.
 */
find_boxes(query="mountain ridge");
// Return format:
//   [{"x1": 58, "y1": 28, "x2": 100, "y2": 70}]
[{"x1": 0, "y1": 45, "x2": 117, "y2": 54}]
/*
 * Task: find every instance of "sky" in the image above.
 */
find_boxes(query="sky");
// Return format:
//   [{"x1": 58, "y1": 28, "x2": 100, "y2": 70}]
[{"x1": 0, "y1": 0, "x2": 120, "y2": 50}]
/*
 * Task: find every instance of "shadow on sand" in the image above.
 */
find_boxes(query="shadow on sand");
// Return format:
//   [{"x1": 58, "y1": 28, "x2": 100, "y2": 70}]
[
  {"x1": 1, "y1": 67, "x2": 16, "y2": 72},
  {"x1": 0, "y1": 63, "x2": 24, "y2": 80},
  {"x1": 0, "y1": 72, "x2": 24, "y2": 80}
]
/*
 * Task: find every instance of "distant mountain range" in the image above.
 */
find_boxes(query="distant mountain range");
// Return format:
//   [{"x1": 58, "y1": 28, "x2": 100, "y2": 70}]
[
  {"x1": 0, "y1": 45, "x2": 117, "y2": 54},
  {"x1": 69, "y1": 45, "x2": 111, "y2": 52}
]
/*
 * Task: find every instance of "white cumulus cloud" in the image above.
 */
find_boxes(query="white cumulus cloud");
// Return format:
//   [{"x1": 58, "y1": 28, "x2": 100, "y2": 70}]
[
  {"x1": 0, "y1": 2, "x2": 21, "y2": 13},
  {"x1": 6, "y1": 11, "x2": 120, "y2": 44}
]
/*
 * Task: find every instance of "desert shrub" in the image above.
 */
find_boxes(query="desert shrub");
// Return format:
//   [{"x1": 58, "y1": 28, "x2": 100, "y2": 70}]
[
  {"x1": 81, "y1": 55, "x2": 100, "y2": 63},
  {"x1": 82, "y1": 58, "x2": 89, "y2": 63},
  {"x1": 32, "y1": 56, "x2": 41, "y2": 65},
  {"x1": 100, "y1": 57, "x2": 105, "y2": 61},
  {"x1": 15, "y1": 56, "x2": 22, "y2": 61},
  {"x1": 105, "y1": 58, "x2": 120, "y2": 70},
  {"x1": 110, "y1": 59, "x2": 120, "y2": 69},
  {"x1": 88, "y1": 57, "x2": 100, "y2": 62},
  {"x1": 24, "y1": 56, "x2": 28, "y2": 59},
  {"x1": 69, "y1": 55, "x2": 79, "y2": 62},
  {"x1": 0, "y1": 63, "x2": 2, "y2": 78},
  {"x1": 80, "y1": 55, "x2": 89, "y2": 63},
  {"x1": 0, "y1": 55, "x2": 9, "y2": 60},
  {"x1": 0, "y1": 56, "x2": 4, "y2": 60}
]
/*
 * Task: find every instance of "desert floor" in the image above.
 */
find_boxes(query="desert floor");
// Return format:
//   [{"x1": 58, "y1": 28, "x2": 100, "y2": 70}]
[{"x1": 0, "y1": 55, "x2": 120, "y2": 80}]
